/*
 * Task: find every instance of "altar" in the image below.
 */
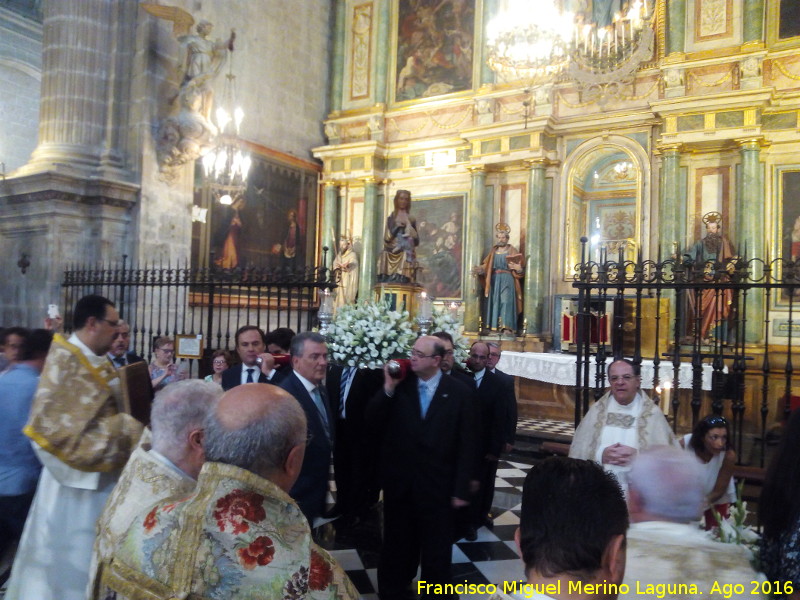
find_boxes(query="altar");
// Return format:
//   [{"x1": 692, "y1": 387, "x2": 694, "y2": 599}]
[{"x1": 496, "y1": 351, "x2": 722, "y2": 425}]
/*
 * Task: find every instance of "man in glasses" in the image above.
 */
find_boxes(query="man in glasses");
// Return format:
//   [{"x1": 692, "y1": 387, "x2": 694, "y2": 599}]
[
  {"x1": 7, "y1": 295, "x2": 144, "y2": 600},
  {"x1": 368, "y1": 335, "x2": 476, "y2": 599},
  {"x1": 569, "y1": 358, "x2": 677, "y2": 493},
  {"x1": 106, "y1": 320, "x2": 144, "y2": 368}
]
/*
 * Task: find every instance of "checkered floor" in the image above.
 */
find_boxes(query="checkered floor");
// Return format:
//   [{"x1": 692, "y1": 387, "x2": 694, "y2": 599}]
[
  {"x1": 318, "y1": 459, "x2": 533, "y2": 600},
  {"x1": 516, "y1": 417, "x2": 575, "y2": 441}
]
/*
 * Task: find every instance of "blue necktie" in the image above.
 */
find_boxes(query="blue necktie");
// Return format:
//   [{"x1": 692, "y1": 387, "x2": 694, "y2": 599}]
[
  {"x1": 340, "y1": 367, "x2": 355, "y2": 418},
  {"x1": 419, "y1": 383, "x2": 432, "y2": 418},
  {"x1": 246, "y1": 368, "x2": 255, "y2": 383}
]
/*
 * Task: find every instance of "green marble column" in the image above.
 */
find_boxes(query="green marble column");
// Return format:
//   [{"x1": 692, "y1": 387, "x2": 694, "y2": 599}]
[
  {"x1": 374, "y1": 0, "x2": 391, "y2": 104},
  {"x1": 743, "y1": 0, "x2": 764, "y2": 44},
  {"x1": 358, "y1": 178, "x2": 379, "y2": 300},
  {"x1": 667, "y1": 0, "x2": 686, "y2": 56},
  {"x1": 480, "y1": 0, "x2": 498, "y2": 85},
  {"x1": 659, "y1": 145, "x2": 684, "y2": 256},
  {"x1": 330, "y1": 0, "x2": 346, "y2": 112},
  {"x1": 464, "y1": 167, "x2": 487, "y2": 332},
  {"x1": 737, "y1": 139, "x2": 765, "y2": 342},
  {"x1": 523, "y1": 160, "x2": 548, "y2": 333},
  {"x1": 321, "y1": 182, "x2": 339, "y2": 268}
]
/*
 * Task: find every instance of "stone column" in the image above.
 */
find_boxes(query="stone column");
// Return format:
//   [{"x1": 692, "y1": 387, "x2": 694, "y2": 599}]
[
  {"x1": 523, "y1": 159, "x2": 548, "y2": 333},
  {"x1": 321, "y1": 181, "x2": 339, "y2": 269},
  {"x1": 464, "y1": 166, "x2": 487, "y2": 332},
  {"x1": 374, "y1": 0, "x2": 391, "y2": 105},
  {"x1": 358, "y1": 177, "x2": 379, "y2": 300},
  {"x1": 658, "y1": 144, "x2": 685, "y2": 255},
  {"x1": 743, "y1": 0, "x2": 764, "y2": 45},
  {"x1": 737, "y1": 138, "x2": 765, "y2": 342},
  {"x1": 666, "y1": 0, "x2": 686, "y2": 57},
  {"x1": 329, "y1": 0, "x2": 346, "y2": 112}
]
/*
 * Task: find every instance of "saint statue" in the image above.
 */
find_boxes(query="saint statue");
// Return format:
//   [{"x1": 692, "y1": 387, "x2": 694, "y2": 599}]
[
  {"x1": 472, "y1": 223, "x2": 524, "y2": 333},
  {"x1": 333, "y1": 234, "x2": 359, "y2": 309},
  {"x1": 685, "y1": 212, "x2": 736, "y2": 341},
  {"x1": 377, "y1": 190, "x2": 419, "y2": 283}
]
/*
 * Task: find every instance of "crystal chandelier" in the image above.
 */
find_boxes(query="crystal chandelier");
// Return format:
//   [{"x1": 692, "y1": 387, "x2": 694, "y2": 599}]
[{"x1": 202, "y1": 58, "x2": 251, "y2": 205}]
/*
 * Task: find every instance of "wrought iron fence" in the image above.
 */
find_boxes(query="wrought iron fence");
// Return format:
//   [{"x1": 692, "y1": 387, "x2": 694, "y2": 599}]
[
  {"x1": 61, "y1": 257, "x2": 335, "y2": 377},
  {"x1": 572, "y1": 238, "x2": 800, "y2": 466}
]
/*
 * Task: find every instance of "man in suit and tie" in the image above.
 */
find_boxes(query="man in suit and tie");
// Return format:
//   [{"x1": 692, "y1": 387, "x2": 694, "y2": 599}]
[
  {"x1": 220, "y1": 325, "x2": 280, "y2": 391},
  {"x1": 487, "y1": 341, "x2": 517, "y2": 457},
  {"x1": 107, "y1": 321, "x2": 144, "y2": 368},
  {"x1": 431, "y1": 331, "x2": 473, "y2": 388},
  {"x1": 369, "y1": 335, "x2": 476, "y2": 600},
  {"x1": 279, "y1": 331, "x2": 333, "y2": 524},
  {"x1": 468, "y1": 341, "x2": 515, "y2": 534},
  {"x1": 326, "y1": 363, "x2": 383, "y2": 525}
]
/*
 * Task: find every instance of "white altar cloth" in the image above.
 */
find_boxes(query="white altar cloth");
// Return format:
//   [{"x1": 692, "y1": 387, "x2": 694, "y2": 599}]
[{"x1": 496, "y1": 351, "x2": 720, "y2": 391}]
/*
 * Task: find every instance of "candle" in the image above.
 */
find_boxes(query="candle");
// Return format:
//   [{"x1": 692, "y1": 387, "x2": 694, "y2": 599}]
[{"x1": 662, "y1": 381, "x2": 672, "y2": 415}]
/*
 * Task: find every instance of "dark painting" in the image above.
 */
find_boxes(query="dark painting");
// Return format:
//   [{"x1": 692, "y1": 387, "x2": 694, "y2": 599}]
[{"x1": 413, "y1": 194, "x2": 465, "y2": 299}]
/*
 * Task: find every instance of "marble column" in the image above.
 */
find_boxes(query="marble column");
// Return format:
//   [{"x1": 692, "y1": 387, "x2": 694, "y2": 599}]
[
  {"x1": 666, "y1": 0, "x2": 686, "y2": 57},
  {"x1": 743, "y1": 0, "x2": 764, "y2": 45},
  {"x1": 374, "y1": 0, "x2": 391, "y2": 105},
  {"x1": 464, "y1": 166, "x2": 487, "y2": 332},
  {"x1": 737, "y1": 138, "x2": 765, "y2": 343},
  {"x1": 329, "y1": 0, "x2": 346, "y2": 112},
  {"x1": 358, "y1": 177, "x2": 379, "y2": 300},
  {"x1": 658, "y1": 144, "x2": 684, "y2": 256},
  {"x1": 523, "y1": 160, "x2": 548, "y2": 333},
  {"x1": 322, "y1": 182, "x2": 339, "y2": 269}
]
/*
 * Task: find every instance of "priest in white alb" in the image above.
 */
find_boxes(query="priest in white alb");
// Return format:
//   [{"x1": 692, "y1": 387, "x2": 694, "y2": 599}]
[{"x1": 569, "y1": 358, "x2": 678, "y2": 492}]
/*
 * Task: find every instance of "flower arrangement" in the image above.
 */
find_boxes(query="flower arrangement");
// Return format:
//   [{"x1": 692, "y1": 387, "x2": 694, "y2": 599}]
[
  {"x1": 431, "y1": 305, "x2": 469, "y2": 363},
  {"x1": 708, "y1": 480, "x2": 760, "y2": 558},
  {"x1": 327, "y1": 300, "x2": 416, "y2": 369}
]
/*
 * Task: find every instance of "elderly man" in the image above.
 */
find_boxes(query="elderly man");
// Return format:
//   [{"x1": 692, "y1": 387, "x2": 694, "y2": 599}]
[
  {"x1": 369, "y1": 335, "x2": 475, "y2": 599},
  {"x1": 101, "y1": 383, "x2": 358, "y2": 599},
  {"x1": 106, "y1": 320, "x2": 144, "y2": 368},
  {"x1": 88, "y1": 379, "x2": 221, "y2": 599},
  {"x1": 489, "y1": 456, "x2": 628, "y2": 600},
  {"x1": 7, "y1": 295, "x2": 143, "y2": 600},
  {"x1": 221, "y1": 325, "x2": 280, "y2": 390},
  {"x1": 280, "y1": 331, "x2": 334, "y2": 524},
  {"x1": 621, "y1": 447, "x2": 765, "y2": 599},
  {"x1": 569, "y1": 359, "x2": 677, "y2": 491}
]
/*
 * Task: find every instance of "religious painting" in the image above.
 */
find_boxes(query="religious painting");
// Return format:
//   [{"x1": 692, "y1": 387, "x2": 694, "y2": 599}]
[
  {"x1": 776, "y1": 168, "x2": 800, "y2": 305},
  {"x1": 779, "y1": 0, "x2": 800, "y2": 40},
  {"x1": 412, "y1": 194, "x2": 465, "y2": 299},
  {"x1": 394, "y1": 0, "x2": 475, "y2": 102},
  {"x1": 191, "y1": 150, "x2": 319, "y2": 272}
]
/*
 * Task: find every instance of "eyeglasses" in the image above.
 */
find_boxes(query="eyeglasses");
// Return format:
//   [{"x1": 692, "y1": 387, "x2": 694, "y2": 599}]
[
  {"x1": 469, "y1": 354, "x2": 488, "y2": 360},
  {"x1": 444, "y1": 350, "x2": 454, "y2": 356},
  {"x1": 609, "y1": 374, "x2": 637, "y2": 382},
  {"x1": 410, "y1": 350, "x2": 435, "y2": 359},
  {"x1": 212, "y1": 359, "x2": 228, "y2": 365},
  {"x1": 157, "y1": 347, "x2": 175, "y2": 354},
  {"x1": 703, "y1": 415, "x2": 727, "y2": 426},
  {"x1": 98, "y1": 318, "x2": 121, "y2": 328}
]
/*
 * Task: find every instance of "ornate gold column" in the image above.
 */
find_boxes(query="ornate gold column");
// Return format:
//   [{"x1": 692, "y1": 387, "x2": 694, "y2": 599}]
[
  {"x1": 523, "y1": 159, "x2": 549, "y2": 333},
  {"x1": 464, "y1": 166, "x2": 487, "y2": 332},
  {"x1": 358, "y1": 177, "x2": 380, "y2": 300},
  {"x1": 321, "y1": 181, "x2": 339, "y2": 268}
]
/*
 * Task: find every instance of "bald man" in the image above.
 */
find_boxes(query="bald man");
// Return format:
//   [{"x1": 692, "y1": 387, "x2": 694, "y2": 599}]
[{"x1": 103, "y1": 384, "x2": 359, "y2": 600}]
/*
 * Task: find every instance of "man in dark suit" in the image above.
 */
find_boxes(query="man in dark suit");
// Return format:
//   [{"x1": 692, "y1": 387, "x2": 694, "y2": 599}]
[
  {"x1": 279, "y1": 331, "x2": 333, "y2": 524},
  {"x1": 431, "y1": 330, "x2": 473, "y2": 388},
  {"x1": 220, "y1": 325, "x2": 281, "y2": 391},
  {"x1": 487, "y1": 341, "x2": 518, "y2": 458},
  {"x1": 326, "y1": 363, "x2": 383, "y2": 524},
  {"x1": 107, "y1": 321, "x2": 144, "y2": 368},
  {"x1": 468, "y1": 341, "x2": 515, "y2": 533},
  {"x1": 368, "y1": 335, "x2": 476, "y2": 600}
]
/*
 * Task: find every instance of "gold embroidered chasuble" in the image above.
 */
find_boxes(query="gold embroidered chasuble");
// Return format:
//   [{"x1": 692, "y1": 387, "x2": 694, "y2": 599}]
[
  {"x1": 24, "y1": 333, "x2": 143, "y2": 472},
  {"x1": 103, "y1": 461, "x2": 359, "y2": 600},
  {"x1": 88, "y1": 433, "x2": 196, "y2": 600}
]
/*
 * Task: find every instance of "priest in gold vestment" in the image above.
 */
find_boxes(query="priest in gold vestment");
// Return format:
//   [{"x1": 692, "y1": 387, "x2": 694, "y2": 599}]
[
  {"x1": 101, "y1": 383, "x2": 358, "y2": 600},
  {"x1": 87, "y1": 379, "x2": 221, "y2": 599},
  {"x1": 6, "y1": 295, "x2": 144, "y2": 600}
]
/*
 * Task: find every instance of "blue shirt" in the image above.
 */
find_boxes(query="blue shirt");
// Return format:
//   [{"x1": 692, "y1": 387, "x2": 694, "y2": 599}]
[{"x1": 0, "y1": 364, "x2": 42, "y2": 495}]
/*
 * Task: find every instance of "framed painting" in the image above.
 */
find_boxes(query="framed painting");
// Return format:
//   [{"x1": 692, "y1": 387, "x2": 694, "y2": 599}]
[
  {"x1": 412, "y1": 193, "x2": 466, "y2": 299},
  {"x1": 192, "y1": 146, "x2": 320, "y2": 272},
  {"x1": 767, "y1": 0, "x2": 800, "y2": 48},
  {"x1": 775, "y1": 167, "x2": 800, "y2": 306},
  {"x1": 394, "y1": 0, "x2": 476, "y2": 103}
]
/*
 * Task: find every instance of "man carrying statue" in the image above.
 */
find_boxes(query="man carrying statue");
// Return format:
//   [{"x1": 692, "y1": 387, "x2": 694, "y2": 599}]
[
  {"x1": 472, "y1": 223, "x2": 524, "y2": 333},
  {"x1": 685, "y1": 211, "x2": 736, "y2": 342}
]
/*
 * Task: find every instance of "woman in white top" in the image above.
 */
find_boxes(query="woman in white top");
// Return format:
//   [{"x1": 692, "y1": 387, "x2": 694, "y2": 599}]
[{"x1": 680, "y1": 414, "x2": 736, "y2": 529}]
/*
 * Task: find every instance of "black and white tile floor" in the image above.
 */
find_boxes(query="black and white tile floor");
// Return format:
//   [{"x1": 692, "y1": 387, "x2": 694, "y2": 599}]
[{"x1": 318, "y1": 459, "x2": 533, "y2": 600}]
